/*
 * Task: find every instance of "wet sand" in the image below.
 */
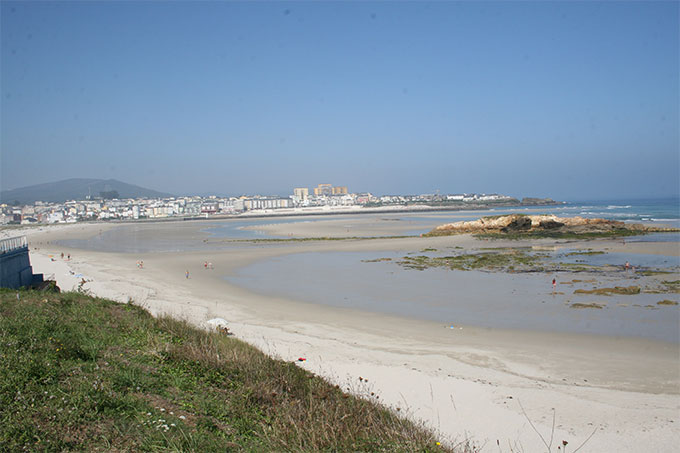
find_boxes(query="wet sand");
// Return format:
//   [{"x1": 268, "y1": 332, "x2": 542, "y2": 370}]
[{"x1": 17, "y1": 219, "x2": 680, "y2": 451}]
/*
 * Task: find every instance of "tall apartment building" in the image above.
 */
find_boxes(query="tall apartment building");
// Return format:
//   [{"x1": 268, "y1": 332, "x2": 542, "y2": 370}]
[
  {"x1": 293, "y1": 187, "x2": 309, "y2": 200},
  {"x1": 332, "y1": 186, "x2": 348, "y2": 195},
  {"x1": 313, "y1": 184, "x2": 333, "y2": 196}
]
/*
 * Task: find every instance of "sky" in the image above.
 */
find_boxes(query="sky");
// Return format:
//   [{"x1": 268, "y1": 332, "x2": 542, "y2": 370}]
[{"x1": 1, "y1": 1, "x2": 678, "y2": 201}]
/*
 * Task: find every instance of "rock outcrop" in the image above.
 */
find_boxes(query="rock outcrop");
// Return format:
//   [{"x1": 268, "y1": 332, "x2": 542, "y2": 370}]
[{"x1": 425, "y1": 214, "x2": 651, "y2": 236}]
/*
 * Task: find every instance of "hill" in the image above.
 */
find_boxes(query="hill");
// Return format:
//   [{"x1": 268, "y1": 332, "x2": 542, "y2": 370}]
[
  {"x1": 0, "y1": 178, "x2": 173, "y2": 205},
  {"x1": 0, "y1": 290, "x2": 455, "y2": 452}
]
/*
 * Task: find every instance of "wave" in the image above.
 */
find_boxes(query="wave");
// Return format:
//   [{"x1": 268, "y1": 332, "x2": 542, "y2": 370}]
[
  {"x1": 606, "y1": 205, "x2": 632, "y2": 209},
  {"x1": 608, "y1": 213, "x2": 639, "y2": 218}
]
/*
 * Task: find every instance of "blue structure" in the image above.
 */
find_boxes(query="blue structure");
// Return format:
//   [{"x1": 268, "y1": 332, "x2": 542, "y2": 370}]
[{"x1": 0, "y1": 236, "x2": 43, "y2": 289}]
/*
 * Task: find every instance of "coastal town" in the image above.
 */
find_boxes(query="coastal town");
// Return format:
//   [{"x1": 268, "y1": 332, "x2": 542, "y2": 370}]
[{"x1": 0, "y1": 182, "x2": 553, "y2": 225}]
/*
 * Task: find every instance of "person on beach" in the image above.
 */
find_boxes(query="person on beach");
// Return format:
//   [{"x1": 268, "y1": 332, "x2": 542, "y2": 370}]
[
  {"x1": 204, "y1": 261, "x2": 208, "y2": 269},
  {"x1": 61, "y1": 252, "x2": 64, "y2": 259},
  {"x1": 625, "y1": 261, "x2": 631, "y2": 271},
  {"x1": 185, "y1": 270, "x2": 190, "y2": 279},
  {"x1": 552, "y1": 278, "x2": 557, "y2": 293}
]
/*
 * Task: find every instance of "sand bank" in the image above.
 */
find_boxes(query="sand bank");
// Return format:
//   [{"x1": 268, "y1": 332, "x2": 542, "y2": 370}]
[{"x1": 20, "y1": 220, "x2": 680, "y2": 452}]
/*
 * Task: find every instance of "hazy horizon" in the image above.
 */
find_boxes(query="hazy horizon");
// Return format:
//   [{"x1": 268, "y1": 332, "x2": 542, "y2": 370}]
[{"x1": 2, "y1": 1, "x2": 678, "y2": 201}]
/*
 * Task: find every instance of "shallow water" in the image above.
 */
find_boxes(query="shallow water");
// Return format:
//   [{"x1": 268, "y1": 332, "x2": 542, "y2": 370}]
[
  {"x1": 556, "y1": 250, "x2": 680, "y2": 269},
  {"x1": 226, "y1": 250, "x2": 680, "y2": 343}
]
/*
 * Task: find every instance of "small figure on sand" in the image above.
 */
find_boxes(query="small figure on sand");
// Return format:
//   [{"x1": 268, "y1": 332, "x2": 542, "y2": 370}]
[
  {"x1": 67, "y1": 253, "x2": 70, "y2": 260},
  {"x1": 208, "y1": 262, "x2": 213, "y2": 269},
  {"x1": 185, "y1": 270, "x2": 190, "y2": 279},
  {"x1": 552, "y1": 278, "x2": 557, "y2": 294},
  {"x1": 624, "y1": 261, "x2": 631, "y2": 271},
  {"x1": 61, "y1": 252, "x2": 64, "y2": 259},
  {"x1": 204, "y1": 261, "x2": 208, "y2": 270}
]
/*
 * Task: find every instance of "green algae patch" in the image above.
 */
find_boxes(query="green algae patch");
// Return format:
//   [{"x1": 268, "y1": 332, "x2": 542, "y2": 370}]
[
  {"x1": 661, "y1": 280, "x2": 680, "y2": 293},
  {"x1": 657, "y1": 300, "x2": 679, "y2": 306},
  {"x1": 361, "y1": 257, "x2": 393, "y2": 263},
  {"x1": 570, "y1": 302, "x2": 606, "y2": 309},
  {"x1": 565, "y1": 250, "x2": 606, "y2": 257},
  {"x1": 574, "y1": 286, "x2": 640, "y2": 296},
  {"x1": 397, "y1": 250, "x2": 540, "y2": 272}
]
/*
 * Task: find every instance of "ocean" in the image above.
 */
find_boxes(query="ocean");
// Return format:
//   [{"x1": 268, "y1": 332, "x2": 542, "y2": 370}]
[{"x1": 553, "y1": 198, "x2": 680, "y2": 226}]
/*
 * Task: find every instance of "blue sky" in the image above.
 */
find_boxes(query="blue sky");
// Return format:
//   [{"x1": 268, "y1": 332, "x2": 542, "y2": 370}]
[{"x1": 1, "y1": 1, "x2": 678, "y2": 200}]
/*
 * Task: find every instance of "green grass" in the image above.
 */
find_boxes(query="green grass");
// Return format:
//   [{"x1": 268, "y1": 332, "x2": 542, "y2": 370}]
[{"x1": 0, "y1": 290, "x2": 458, "y2": 452}]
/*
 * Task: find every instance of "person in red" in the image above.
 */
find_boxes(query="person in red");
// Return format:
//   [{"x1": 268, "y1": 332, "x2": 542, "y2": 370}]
[{"x1": 552, "y1": 278, "x2": 557, "y2": 293}]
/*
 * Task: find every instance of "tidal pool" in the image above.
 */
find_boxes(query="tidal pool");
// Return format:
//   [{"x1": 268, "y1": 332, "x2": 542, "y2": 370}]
[{"x1": 226, "y1": 251, "x2": 679, "y2": 343}]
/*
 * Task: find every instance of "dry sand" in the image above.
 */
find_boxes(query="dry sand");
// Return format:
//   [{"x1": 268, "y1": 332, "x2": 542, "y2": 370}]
[{"x1": 15, "y1": 219, "x2": 680, "y2": 452}]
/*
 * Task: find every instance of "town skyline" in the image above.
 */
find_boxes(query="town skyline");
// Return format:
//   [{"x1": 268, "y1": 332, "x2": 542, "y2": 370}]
[{"x1": 1, "y1": 183, "x2": 550, "y2": 225}]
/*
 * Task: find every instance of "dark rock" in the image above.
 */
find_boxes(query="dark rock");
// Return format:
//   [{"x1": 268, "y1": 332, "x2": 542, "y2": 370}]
[
  {"x1": 501, "y1": 216, "x2": 532, "y2": 232},
  {"x1": 539, "y1": 220, "x2": 565, "y2": 230}
]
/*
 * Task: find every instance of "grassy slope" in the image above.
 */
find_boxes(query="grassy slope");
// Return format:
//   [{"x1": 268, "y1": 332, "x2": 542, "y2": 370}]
[{"x1": 0, "y1": 290, "x2": 458, "y2": 452}]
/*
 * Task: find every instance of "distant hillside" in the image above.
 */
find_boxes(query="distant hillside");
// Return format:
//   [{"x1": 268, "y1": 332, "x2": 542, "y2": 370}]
[{"x1": 0, "y1": 178, "x2": 173, "y2": 205}]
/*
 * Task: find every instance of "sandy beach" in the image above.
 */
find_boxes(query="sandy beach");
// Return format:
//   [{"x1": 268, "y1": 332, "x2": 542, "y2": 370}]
[{"x1": 16, "y1": 217, "x2": 680, "y2": 452}]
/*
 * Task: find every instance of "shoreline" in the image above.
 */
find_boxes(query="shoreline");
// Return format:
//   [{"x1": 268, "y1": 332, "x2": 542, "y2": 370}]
[{"x1": 17, "y1": 221, "x2": 680, "y2": 451}]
